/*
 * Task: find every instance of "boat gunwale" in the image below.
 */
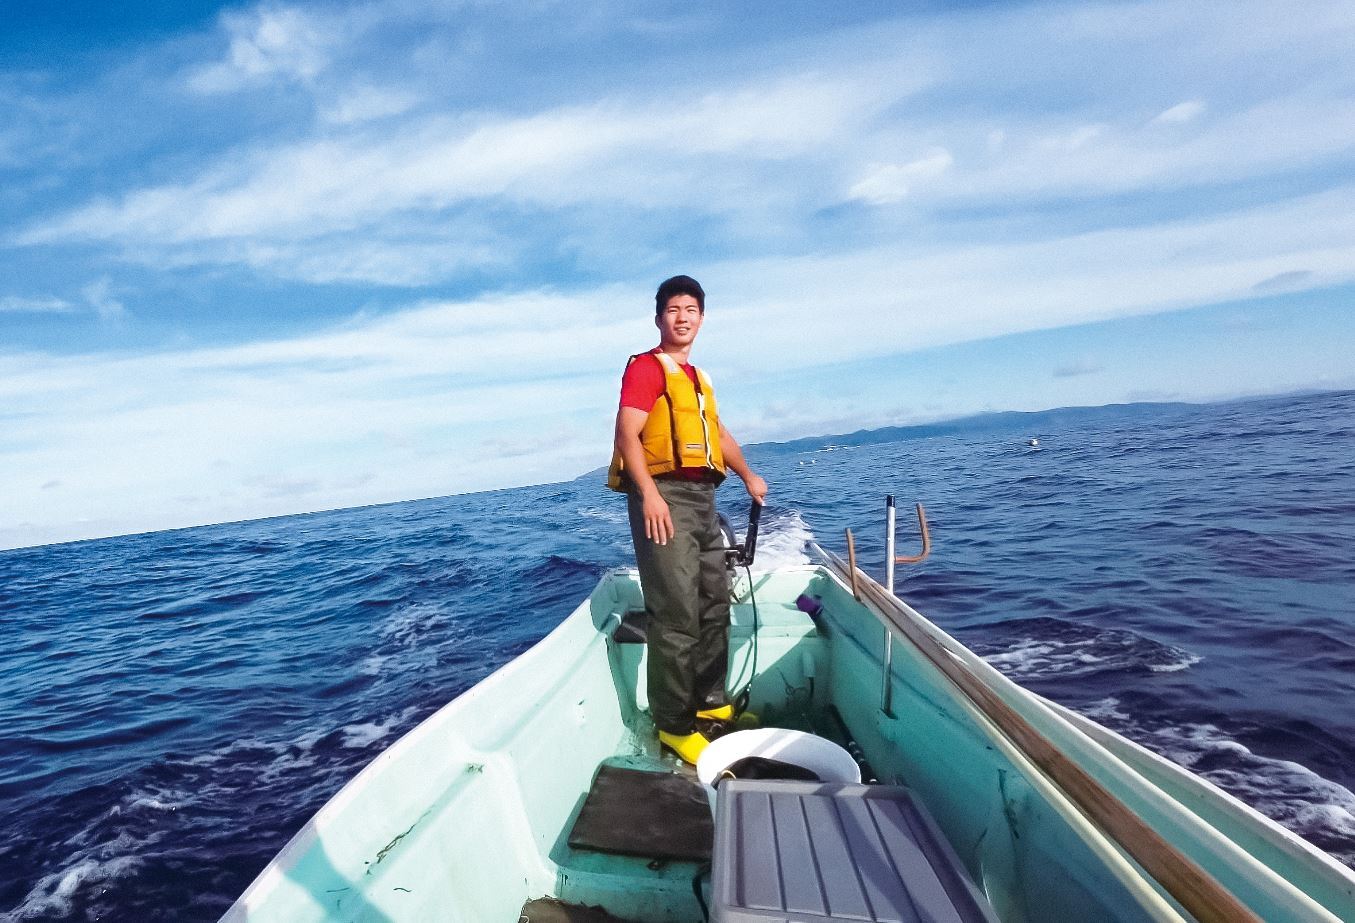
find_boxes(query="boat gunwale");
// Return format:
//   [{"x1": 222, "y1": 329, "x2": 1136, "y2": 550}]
[
  {"x1": 807, "y1": 540, "x2": 1355, "y2": 920},
  {"x1": 221, "y1": 570, "x2": 631, "y2": 921},
  {"x1": 1041, "y1": 695, "x2": 1355, "y2": 894}
]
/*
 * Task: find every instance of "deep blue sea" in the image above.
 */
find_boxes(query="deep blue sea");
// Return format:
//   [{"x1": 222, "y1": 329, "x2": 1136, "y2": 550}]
[{"x1": 3, "y1": 389, "x2": 1354, "y2": 921}]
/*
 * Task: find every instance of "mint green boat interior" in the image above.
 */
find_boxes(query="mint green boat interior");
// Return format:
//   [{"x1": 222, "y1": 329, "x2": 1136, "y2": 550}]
[{"x1": 222, "y1": 564, "x2": 1355, "y2": 923}]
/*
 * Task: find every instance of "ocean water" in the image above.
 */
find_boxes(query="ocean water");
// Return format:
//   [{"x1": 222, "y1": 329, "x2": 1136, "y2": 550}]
[{"x1": 2, "y1": 389, "x2": 1353, "y2": 920}]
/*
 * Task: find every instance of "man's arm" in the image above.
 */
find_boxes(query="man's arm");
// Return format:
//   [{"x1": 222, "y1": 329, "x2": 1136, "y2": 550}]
[
  {"x1": 615, "y1": 407, "x2": 674, "y2": 545},
  {"x1": 719, "y1": 422, "x2": 768, "y2": 504}
]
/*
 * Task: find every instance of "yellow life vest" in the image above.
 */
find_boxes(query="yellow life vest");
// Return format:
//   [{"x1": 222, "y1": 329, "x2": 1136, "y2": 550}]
[{"x1": 607, "y1": 351, "x2": 726, "y2": 492}]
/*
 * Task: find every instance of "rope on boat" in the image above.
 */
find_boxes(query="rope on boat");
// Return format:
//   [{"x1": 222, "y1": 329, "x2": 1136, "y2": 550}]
[{"x1": 816, "y1": 543, "x2": 1264, "y2": 923}]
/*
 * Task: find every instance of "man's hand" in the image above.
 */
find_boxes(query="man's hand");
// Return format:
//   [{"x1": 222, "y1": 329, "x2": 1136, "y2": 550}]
[
  {"x1": 742, "y1": 473, "x2": 768, "y2": 505},
  {"x1": 643, "y1": 490, "x2": 675, "y2": 545}
]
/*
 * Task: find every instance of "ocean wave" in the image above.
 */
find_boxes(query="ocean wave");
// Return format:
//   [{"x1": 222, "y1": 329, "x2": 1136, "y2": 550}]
[
  {"x1": 1160, "y1": 726, "x2": 1355, "y2": 853},
  {"x1": 355, "y1": 600, "x2": 467, "y2": 684},
  {"x1": 340, "y1": 706, "x2": 421, "y2": 750},
  {"x1": 123, "y1": 789, "x2": 191, "y2": 813},
  {"x1": 973, "y1": 618, "x2": 1200, "y2": 680},
  {"x1": 521, "y1": 554, "x2": 605, "y2": 581},
  {"x1": 1, "y1": 851, "x2": 145, "y2": 922},
  {"x1": 0, "y1": 784, "x2": 181, "y2": 923},
  {"x1": 576, "y1": 504, "x2": 627, "y2": 525},
  {"x1": 378, "y1": 601, "x2": 451, "y2": 646},
  {"x1": 1078, "y1": 699, "x2": 1355, "y2": 864}
]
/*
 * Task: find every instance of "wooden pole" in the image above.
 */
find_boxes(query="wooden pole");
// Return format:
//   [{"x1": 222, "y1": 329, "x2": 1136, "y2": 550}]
[
  {"x1": 820, "y1": 547, "x2": 1262, "y2": 923},
  {"x1": 844, "y1": 529, "x2": 860, "y2": 600}
]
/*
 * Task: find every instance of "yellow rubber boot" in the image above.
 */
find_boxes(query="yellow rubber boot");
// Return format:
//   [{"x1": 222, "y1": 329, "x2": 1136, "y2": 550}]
[
  {"x1": 695, "y1": 704, "x2": 735, "y2": 721},
  {"x1": 658, "y1": 730, "x2": 711, "y2": 765}
]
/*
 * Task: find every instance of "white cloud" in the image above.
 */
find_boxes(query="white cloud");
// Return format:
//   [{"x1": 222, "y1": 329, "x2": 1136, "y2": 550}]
[
  {"x1": 1252, "y1": 269, "x2": 1313, "y2": 293},
  {"x1": 847, "y1": 149, "x2": 953, "y2": 205},
  {"x1": 1037, "y1": 123, "x2": 1108, "y2": 152},
  {"x1": 189, "y1": 5, "x2": 335, "y2": 93},
  {"x1": 1053, "y1": 358, "x2": 1104, "y2": 379},
  {"x1": 16, "y1": 0, "x2": 1355, "y2": 292},
  {"x1": 5, "y1": 0, "x2": 1355, "y2": 547},
  {"x1": 21, "y1": 68, "x2": 908, "y2": 284},
  {"x1": 0, "y1": 295, "x2": 73, "y2": 313},
  {"x1": 80, "y1": 278, "x2": 126, "y2": 321},
  {"x1": 6, "y1": 181, "x2": 1355, "y2": 548},
  {"x1": 31, "y1": 71, "x2": 885, "y2": 237},
  {"x1": 320, "y1": 84, "x2": 418, "y2": 125},
  {"x1": 1152, "y1": 99, "x2": 1206, "y2": 125}
]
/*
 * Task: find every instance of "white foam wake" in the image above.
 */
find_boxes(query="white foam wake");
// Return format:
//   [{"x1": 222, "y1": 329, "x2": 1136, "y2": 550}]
[
  {"x1": 980, "y1": 626, "x2": 1200, "y2": 680},
  {"x1": 340, "y1": 705, "x2": 420, "y2": 749},
  {"x1": 1079, "y1": 698, "x2": 1355, "y2": 863},
  {"x1": 1, "y1": 808, "x2": 168, "y2": 922},
  {"x1": 2, "y1": 853, "x2": 144, "y2": 921},
  {"x1": 749, "y1": 508, "x2": 815, "y2": 570},
  {"x1": 360, "y1": 602, "x2": 451, "y2": 676}
]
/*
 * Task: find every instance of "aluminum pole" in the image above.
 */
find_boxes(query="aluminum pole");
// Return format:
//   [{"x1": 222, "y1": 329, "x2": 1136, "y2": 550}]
[{"x1": 882, "y1": 495, "x2": 896, "y2": 716}]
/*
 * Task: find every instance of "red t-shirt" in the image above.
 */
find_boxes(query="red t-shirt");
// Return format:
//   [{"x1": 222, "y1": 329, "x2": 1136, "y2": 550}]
[{"x1": 619, "y1": 348, "x2": 715, "y2": 481}]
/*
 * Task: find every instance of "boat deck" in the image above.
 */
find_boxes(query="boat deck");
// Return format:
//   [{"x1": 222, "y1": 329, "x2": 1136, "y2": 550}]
[
  {"x1": 534, "y1": 593, "x2": 832, "y2": 921},
  {"x1": 225, "y1": 564, "x2": 1355, "y2": 923}
]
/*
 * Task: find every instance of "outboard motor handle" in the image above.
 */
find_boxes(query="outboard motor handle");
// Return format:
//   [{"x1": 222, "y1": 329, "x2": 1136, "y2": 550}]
[
  {"x1": 742, "y1": 500, "x2": 761, "y2": 567},
  {"x1": 721, "y1": 500, "x2": 763, "y2": 568}
]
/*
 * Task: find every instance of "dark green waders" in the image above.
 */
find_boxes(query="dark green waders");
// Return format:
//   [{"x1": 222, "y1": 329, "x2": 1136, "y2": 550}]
[{"x1": 626, "y1": 478, "x2": 731, "y2": 736}]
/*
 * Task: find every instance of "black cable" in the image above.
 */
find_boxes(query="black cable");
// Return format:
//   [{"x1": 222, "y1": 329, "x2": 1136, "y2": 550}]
[
  {"x1": 732, "y1": 562, "x2": 758, "y2": 715},
  {"x1": 692, "y1": 861, "x2": 711, "y2": 921}
]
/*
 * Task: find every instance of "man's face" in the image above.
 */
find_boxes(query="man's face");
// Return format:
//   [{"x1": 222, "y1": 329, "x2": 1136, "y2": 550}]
[{"x1": 656, "y1": 294, "x2": 703, "y2": 348}]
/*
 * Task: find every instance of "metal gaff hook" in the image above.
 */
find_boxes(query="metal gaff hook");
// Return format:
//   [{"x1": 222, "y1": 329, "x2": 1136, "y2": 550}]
[{"x1": 894, "y1": 503, "x2": 931, "y2": 564}]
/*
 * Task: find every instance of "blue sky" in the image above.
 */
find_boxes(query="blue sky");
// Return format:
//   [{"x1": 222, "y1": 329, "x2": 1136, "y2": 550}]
[{"x1": 3, "y1": 0, "x2": 1354, "y2": 549}]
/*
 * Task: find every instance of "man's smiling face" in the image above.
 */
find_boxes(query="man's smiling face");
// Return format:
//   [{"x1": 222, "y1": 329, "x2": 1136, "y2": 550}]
[{"x1": 655, "y1": 294, "x2": 703, "y2": 349}]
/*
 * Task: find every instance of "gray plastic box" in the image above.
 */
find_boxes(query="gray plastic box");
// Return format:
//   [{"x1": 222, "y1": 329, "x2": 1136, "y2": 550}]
[{"x1": 711, "y1": 780, "x2": 998, "y2": 923}]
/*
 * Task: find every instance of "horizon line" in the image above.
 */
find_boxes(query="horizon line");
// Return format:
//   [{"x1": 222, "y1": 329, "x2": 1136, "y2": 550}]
[{"x1": 4, "y1": 384, "x2": 1348, "y2": 555}]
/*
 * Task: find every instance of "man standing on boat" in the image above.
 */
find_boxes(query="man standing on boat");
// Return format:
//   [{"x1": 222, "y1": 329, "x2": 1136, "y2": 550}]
[{"x1": 608, "y1": 275, "x2": 768, "y2": 765}]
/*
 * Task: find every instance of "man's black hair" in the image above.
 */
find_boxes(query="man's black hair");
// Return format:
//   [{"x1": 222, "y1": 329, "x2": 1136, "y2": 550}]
[{"x1": 655, "y1": 275, "x2": 705, "y2": 315}]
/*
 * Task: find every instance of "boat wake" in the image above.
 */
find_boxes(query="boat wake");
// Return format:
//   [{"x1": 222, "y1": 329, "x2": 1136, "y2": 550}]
[
  {"x1": 970, "y1": 617, "x2": 1201, "y2": 681},
  {"x1": 1081, "y1": 698, "x2": 1355, "y2": 867},
  {"x1": 747, "y1": 508, "x2": 814, "y2": 570}
]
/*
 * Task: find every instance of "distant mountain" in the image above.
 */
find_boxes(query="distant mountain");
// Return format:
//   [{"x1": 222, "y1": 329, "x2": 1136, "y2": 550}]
[
  {"x1": 580, "y1": 387, "x2": 1352, "y2": 475},
  {"x1": 747, "y1": 400, "x2": 1200, "y2": 458}
]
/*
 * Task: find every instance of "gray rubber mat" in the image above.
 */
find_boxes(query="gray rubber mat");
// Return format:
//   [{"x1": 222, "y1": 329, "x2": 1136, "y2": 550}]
[{"x1": 567, "y1": 765, "x2": 713, "y2": 861}]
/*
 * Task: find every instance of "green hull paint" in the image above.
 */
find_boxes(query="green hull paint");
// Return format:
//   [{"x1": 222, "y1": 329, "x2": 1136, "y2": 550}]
[{"x1": 223, "y1": 564, "x2": 1355, "y2": 922}]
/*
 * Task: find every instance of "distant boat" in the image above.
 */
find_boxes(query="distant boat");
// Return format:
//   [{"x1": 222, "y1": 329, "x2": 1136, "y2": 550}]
[
  {"x1": 1028, "y1": 437, "x2": 1040, "y2": 447},
  {"x1": 223, "y1": 547, "x2": 1355, "y2": 922}
]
